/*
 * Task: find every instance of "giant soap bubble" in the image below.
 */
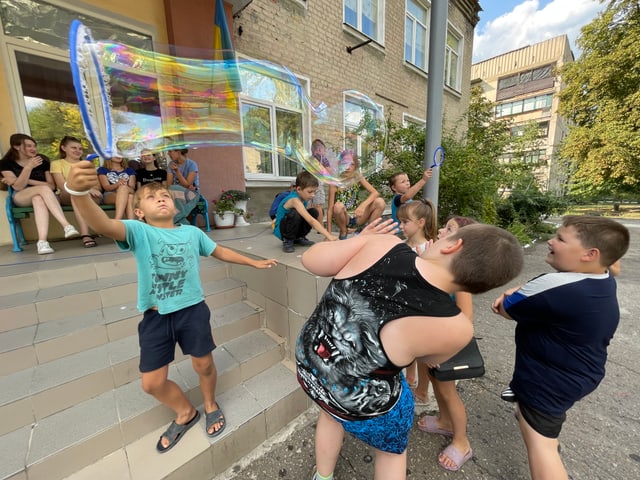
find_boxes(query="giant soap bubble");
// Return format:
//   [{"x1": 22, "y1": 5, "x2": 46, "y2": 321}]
[{"x1": 69, "y1": 20, "x2": 385, "y2": 186}]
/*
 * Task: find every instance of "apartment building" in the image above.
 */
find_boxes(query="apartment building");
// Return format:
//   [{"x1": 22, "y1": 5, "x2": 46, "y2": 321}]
[
  {"x1": 0, "y1": 0, "x2": 481, "y2": 244},
  {"x1": 471, "y1": 34, "x2": 574, "y2": 194}
]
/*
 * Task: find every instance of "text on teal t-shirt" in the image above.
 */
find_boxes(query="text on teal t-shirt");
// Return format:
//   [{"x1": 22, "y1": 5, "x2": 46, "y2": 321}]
[{"x1": 116, "y1": 220, "x2": 216, "y2": 314}]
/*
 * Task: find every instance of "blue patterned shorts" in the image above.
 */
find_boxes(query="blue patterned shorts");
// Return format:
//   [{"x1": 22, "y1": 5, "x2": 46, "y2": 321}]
[{"x1": 336, "y1": 375, "x2": 414, "y2": 454}]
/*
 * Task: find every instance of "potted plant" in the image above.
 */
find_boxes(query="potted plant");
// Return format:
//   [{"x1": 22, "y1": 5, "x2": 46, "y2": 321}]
[
  {"x1": 212, "y1": 191, "x2": 243, "y2": 228},
  {"x1": 224, "y1": 189, "x2": 251, "y2": 226}
]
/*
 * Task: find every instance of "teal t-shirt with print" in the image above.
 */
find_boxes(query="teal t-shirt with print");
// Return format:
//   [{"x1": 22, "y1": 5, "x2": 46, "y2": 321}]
[{"x1": 116, "y1": 220, "x2": 216, "y2": 314}]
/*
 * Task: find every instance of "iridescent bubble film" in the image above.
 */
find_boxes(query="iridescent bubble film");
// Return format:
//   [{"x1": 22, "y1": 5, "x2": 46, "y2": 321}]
[{"x1": 70, "y1": 21, "x2": 386, "y2": 186}]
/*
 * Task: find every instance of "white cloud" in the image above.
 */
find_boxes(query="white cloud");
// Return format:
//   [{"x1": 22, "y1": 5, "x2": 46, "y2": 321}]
[{"x1": 473, "y1": 0, "x2": 604, "y2": 63}]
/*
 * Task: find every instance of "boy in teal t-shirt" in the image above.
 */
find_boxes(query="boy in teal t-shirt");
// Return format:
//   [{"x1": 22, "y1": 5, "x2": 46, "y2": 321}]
[
  {"x1": 65, "y1": 161, "x2": 277, "y2": 453},
  {"x1": 274, "y1": 170, "x2": 337, "y2": 252}
]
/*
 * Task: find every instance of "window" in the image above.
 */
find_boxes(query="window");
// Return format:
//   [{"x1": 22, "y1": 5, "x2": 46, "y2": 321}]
[
  {"x1": 344, "y1": 0, "x2": 384, "y2": 42},
  {"x1": 495, "y1": 94, "x2": 553, "y2": 118},
  {"x1": 240, "y1": 63, "x2": 306, "y2": 179},
  {"x1": 405, "y1": 0, "x2": 428, "y2": 70},
  {"x1": 0, "y1": 0, "x2": 153, "y2": 157},
  {"x1": 344, "y1": 93, "x2": 383, "y2": 167},
  {"x1": 444, "y1": 29, "x2": 462, "y2": 91}
]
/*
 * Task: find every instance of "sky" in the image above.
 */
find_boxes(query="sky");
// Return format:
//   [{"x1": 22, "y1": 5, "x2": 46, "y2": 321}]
[{"x1": 473, "y1": 0, "x2": 607, "y2": 63}]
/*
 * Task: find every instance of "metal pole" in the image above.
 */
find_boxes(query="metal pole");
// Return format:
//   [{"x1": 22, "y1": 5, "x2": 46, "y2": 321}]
[{"x1": 424, "y1": 0, "x2": 448, "y2": 210}]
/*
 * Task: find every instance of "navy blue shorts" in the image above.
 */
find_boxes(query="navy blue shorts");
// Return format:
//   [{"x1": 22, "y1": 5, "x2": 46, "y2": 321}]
[
  {"x1": 138, "y1": 301, "x2": 216, "y2": 372},
  {"x1": 336, "y1": 375, "x2": 414, "y2": 454}
]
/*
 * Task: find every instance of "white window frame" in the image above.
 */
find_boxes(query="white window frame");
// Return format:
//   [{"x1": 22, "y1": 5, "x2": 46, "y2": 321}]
[
  {"x1": 343, "y1": 92, "x2": 384, "y2": 159},
  {"x1": 402, "y1": 113, "x2": 425, "y2": 128},
  {"x1": 0, "y1": 0, "x2": 155, "y2": 134},
  {"x1": 404, "y1": 0, "x2": 429, "y2": 71},
  {"x1": 444, "y1": 25, "x2": 463, "y2": 92},
  {"x1": 343, "y1": 0, "x2": 386, "y2": 44},
  {"x1": 238, "y1": 58, "x2": 310, "y2": 182}
]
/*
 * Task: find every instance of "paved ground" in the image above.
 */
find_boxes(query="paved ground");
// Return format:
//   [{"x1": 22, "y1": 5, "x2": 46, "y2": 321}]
[{"x1": 212, "y1": 219, "x2": 640, "y2": 480}]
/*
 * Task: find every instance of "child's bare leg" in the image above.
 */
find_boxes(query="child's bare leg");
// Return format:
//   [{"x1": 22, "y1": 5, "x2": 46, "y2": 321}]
[
  {"x1": 374, "y1": 448, "x2": 407, "y2": 480},
  {"x1": 114, "y1": 185, "x2": 130, "y2": 219},
  {"x1": 433, "y1": 379, "x2": 471, "y2": 469},
  {"x1": 192, "y1": 353, "x2": 223, "y2": 435},
  {"x1": 414, "y1": 361, "x2": 430, "y2": 402},
  {"x1": 517, "y1": 405, "x2": 568, "y2": 480},
  {"x1": 141, "y1": 365, "x2": 197, "y2": 449},
  {"x1": 363, "y1": 197, "x2": 386, "y2": 224},
  {"x1": 315, "y1": 410, "x2": 344, "y2": 477},
  {"x1": 405, "y1": 360, "x2": 417, "y2": 386},
  {"x1": 332, "y1": 202, "x2": 348, "y2": 237}
]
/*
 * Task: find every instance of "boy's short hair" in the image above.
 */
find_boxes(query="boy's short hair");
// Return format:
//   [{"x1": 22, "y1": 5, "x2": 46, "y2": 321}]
[
  {"x1": 449, "y1": 224, "x2": 524, "y2": 294},
  {"x1": 311, "y1": 138, "x2": 326, "y2": 151},
  {"x1": 562, "y1": 215, "x2": 630, "y2": 267},
  {"x1": 388, "y1": 172, "x2": 406, "y2": 189},
  {"x1": 133, "y1": 182, "x2": 173, "y2": 209},
  {"x1": 296, "y1": 170, "x2": 319, "y2": 189}
]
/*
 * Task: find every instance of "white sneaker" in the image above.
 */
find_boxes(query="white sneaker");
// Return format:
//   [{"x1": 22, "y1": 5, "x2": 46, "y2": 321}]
[
  {"x1": 64, "y1": 225, "x2": 80, "y2": 238},
  {"x1": 37, "y1": 241, "x2": 55, "y2": 254}
]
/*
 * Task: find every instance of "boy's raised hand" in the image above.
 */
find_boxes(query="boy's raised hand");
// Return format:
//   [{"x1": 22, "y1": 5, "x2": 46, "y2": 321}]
[{"x1": 67, "y1": 160, "x2": 100, "y2": 192}]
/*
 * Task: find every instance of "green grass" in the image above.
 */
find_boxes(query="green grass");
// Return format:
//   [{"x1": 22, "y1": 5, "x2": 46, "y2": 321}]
[{"x1": 563, "y1": 203, "x2": 640, "y2": 219}]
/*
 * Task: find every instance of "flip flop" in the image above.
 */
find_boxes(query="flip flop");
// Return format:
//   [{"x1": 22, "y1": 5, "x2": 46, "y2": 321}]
[
  {"x1": 81, "y1": 235, "x2": 97, "y2": 248},
  {"x1": 438, "y1": 444, "x2": 473, "y2": 471},
  {"x1": 206, "y1": 406, "x2": 226, "y2": 438},
  {"x1": 156, "y1": 409, "x2": 201, "y2": 454},
  {"x1": 417, "y1": 415, "x2": 453, "y2": 437}
]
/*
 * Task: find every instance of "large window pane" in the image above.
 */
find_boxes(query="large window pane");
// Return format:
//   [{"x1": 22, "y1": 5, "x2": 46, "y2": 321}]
[
  {"x1": 345, "y1": 0, "x2": 358, "y2": 28},
  {"x1": 276, "y1": 108, "x2": 303, "y2": 177},
  {"x1": 241, "y1": 103, "x2": 273, "y2": 175}
]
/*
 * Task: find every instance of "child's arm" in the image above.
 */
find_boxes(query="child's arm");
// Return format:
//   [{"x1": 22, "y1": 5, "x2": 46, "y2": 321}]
[
  {"x1": 353, "y1": 177, "x2": 380, "y2": 218},
  {"x1": 285, "y1": 197, "x2": 337, "y2": 241},
  {"x1": 212, "y1": 245, "x2": 277, "y2": 269},
  {"x1": 66, "y1": 161, "x2": 126, "y2": 240},
  {"x1": 400, "y1": 169, "x2": 433, "y2": 203},
  {"x1": 302, "y1": 234, "x2": 400, "y2": 277},
  {"x1": 491, "y1": 285, "x2": 521, "y2": 319},
  {"x1": 326, "y1": 184, "x2": 336, "y2": 233}
]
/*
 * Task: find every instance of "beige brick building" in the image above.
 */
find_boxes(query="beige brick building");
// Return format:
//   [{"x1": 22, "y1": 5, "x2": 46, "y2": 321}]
[
  {"x1": 0, "y1": 0, "x2": 481, "y2": 245},
  {"x1": 471, "y1": 34, "x2": 574, "y2": 194}
]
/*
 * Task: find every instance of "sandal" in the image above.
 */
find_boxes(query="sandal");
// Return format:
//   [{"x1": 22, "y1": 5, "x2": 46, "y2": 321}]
[
  {"x1": 81, "y1": 235, "x2": 97, "y2": 248},
  {"x1": 156, "y1": 409, "x2": 200, "y2": 453},
  {"x1": 417, "y1": 415, "x2": 453, "y2": 437},
  {"x1": 438, "y1": 444, "x2": 473, "y2": 471},
  {"x1": 205, "y1": 405, "x2": 226, "y2": 438}
]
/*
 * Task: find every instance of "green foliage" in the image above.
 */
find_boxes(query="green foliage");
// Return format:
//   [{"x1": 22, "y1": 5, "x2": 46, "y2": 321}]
[
  {"x1": 559, "y1": 0, "x2": 640, "y2": 198},
  {"x1": 26, "y1": 100, "x2": 89, "y2": 159},
  {"x1": 368, "y1": 87, "x2": 559, "y2": 240},
  {"x1": 496, "y1": 190, "x2": 567, "y2": 238},
  {"x1": 213, "y1": 191, "x2": 244, "y2": 215}
]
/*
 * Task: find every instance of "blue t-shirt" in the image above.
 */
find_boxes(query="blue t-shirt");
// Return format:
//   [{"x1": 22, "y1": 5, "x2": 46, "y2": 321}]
[
  {"x1": 167, "y1": 158, "x2": 199, "y2": 189},
  {"x1": 503, "y1": 271, "x2": 619, "y2": 416},
  {"x1": 273, "y1": 191, "x2": 306, "y2": 240},
  {"x1": 116, "y1": 220, "x2": 216, "y2": 314}
]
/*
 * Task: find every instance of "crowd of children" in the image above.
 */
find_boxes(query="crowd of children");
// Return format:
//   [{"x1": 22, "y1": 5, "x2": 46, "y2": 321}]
[{"x1": 4, "y1": 133, "x2": 631, "y2": 480}]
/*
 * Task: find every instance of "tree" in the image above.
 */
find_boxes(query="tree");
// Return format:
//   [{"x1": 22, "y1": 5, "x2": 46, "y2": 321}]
[
  {"x1": 27, "y1": 100, "x2": 88, "y2": 159},
  {"x1": 559, "y1": 0, "x2": 640, "y2": 198}
]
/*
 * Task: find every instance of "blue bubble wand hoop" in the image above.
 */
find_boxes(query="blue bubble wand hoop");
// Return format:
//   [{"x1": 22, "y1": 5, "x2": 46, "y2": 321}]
[{"x1": 430, "y1": 146, "x2": 445, "y2": 168}]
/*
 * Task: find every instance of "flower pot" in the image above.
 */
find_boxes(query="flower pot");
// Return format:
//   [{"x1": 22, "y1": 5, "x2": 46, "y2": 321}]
[
  {"x1": 213, "y1": 212, "x2": 235, "y2": 229},
  {"x1": 234, "y1": 199, "x2": 250, "y2": 226}
]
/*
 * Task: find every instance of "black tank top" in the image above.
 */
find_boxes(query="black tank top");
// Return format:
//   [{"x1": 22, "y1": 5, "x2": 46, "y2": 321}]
[{"x1": 296, "y1": 243, "x2": 460, "y2": 420}]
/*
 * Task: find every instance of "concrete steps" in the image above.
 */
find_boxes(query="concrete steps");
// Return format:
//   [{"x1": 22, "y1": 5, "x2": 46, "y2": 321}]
[{"x1": 0, "y1": 252, "x2": 310, "y2": 480}]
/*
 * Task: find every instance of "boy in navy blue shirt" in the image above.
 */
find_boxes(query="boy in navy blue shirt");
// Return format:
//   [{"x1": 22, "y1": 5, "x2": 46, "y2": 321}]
[{"x1": 493, "y1": 216, "x2": 629, "y2": 480}]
